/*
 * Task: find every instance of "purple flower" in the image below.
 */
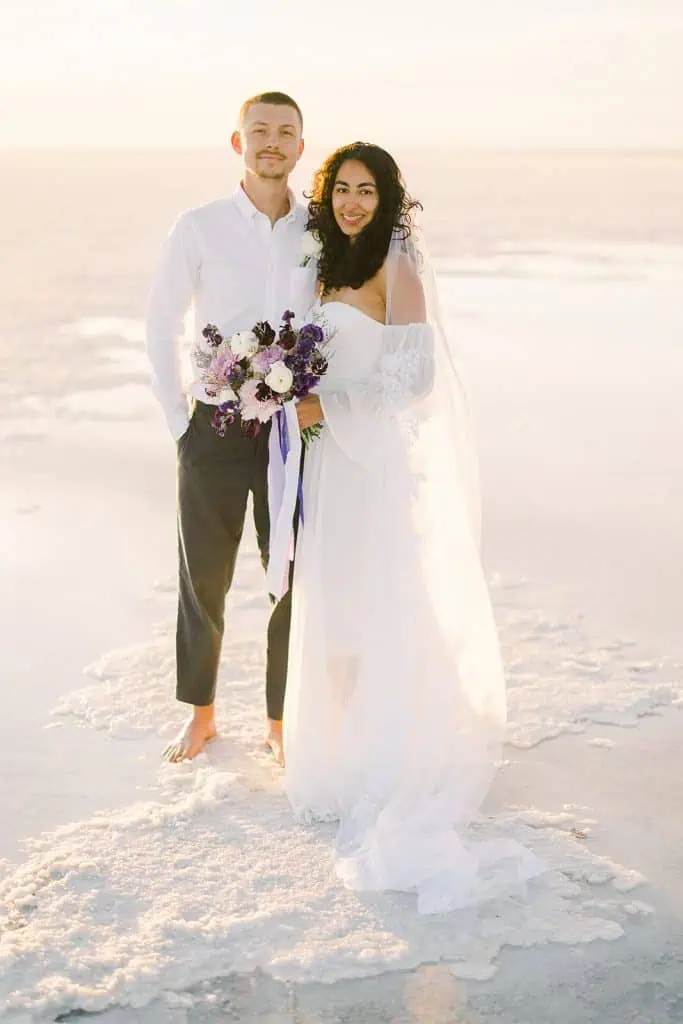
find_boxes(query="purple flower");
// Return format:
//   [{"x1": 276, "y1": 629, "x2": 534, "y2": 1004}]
[
  {"x1": 228, "y1": 365, "x2": 247, "y2": 390},
  {"x1": 203, "y1": 324, "x2": 224, "y2": 348},
  {"x1": 299, "y1": 342, "x2": 316, "y2": 362},
  {"x1": 212, "y1": 405, "x2": 236, "y2": 437},
  {"x1": 299, "y1": 323, "x2": 324, "y2": 344}
]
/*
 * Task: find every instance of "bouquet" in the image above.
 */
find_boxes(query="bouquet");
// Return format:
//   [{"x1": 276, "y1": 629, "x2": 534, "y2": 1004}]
[{"x1": 200, "y1": 310, "x2": 328, "y2": 444}]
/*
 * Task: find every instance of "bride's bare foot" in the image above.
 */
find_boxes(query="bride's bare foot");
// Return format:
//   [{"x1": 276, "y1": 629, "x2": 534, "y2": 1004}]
[
  {"x1": 163, "y1": 705, "x2": 217, "y2": 763},
  {"x1": 265, "y1": 718, "x2": 284, "y2": 766}
]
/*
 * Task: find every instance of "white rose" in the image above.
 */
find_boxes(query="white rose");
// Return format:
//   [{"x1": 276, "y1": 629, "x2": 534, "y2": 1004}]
[
  {"x1": 230, "y1": 330, "x2": 259, "y2": 359},
  {"x1": 265, "y1": 360, "x2": 294, "y2": 394},
  {"x1": 217, "y1": 385, "x2": 237, "y2": 404},
  {"x1": 300, "y1": 231, "x2": 322, "y2": 260}
]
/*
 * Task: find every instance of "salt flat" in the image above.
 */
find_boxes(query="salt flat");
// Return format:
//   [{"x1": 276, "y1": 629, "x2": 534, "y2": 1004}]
[{"x1": 1, "y1": 151, "x2": 682, "y2": 1022}]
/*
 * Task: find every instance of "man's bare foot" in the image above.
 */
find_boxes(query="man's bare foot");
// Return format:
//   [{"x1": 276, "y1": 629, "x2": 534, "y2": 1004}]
[
  {"x1": 265, "y1": 718, "x2": 284, "y2": 766},
  {"x1": 163, "y1": 705, "x2": 217, "y2": 763}
]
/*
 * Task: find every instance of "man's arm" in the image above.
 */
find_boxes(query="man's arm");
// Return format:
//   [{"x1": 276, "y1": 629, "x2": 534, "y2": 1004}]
[{"x1": 145, "y1": 213, "x2": 200, "y2": 440}]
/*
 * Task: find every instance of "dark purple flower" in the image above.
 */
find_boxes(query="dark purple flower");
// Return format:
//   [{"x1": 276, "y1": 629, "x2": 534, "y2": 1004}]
[
  {"x1": 279, "y1": 327, "x2": 297, "y2": 351},
  {"x1": 254, "y1": 320, "x2": 276, "y2": 347},
  {"x1": 241, "y1": 418, "x2": 261, "y2": 439},
  {"x1": 256, "y1": 381, "x2": 276, "y2": 401},
  {"x1": 282, "y1": 310, "x2": 295, "y2": 323},
  {"x1": 212, "y1": 405, "x2": 236, "y2": 437},
  {"x1": 203, "y1": 324, "x2": 224, "y2": 348},
  {"x1": 218, "y1": 398, "x2": 239, "y2": 414}
]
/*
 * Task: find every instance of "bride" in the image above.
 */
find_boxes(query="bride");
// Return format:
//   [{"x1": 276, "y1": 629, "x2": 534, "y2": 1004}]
[{"x1": 283, "y1": 143, "x2": 541, "y2": 913}]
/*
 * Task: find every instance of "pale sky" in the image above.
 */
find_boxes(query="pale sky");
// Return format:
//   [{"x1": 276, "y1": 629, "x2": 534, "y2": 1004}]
[{"x1": 0, "y1": 0, "x2": 681, "y2": 149}]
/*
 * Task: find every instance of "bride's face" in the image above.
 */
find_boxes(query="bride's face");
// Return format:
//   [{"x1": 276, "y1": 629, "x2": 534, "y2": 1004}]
[{"x1": 331, "y1": 160, "x2": 379, "y2": 237}]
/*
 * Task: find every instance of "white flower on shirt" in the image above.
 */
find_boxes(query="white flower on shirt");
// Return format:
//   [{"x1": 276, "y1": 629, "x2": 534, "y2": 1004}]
[
  {"x1": 230, "y1": 330, "x2": 259, "y2": 359},
  {"x1": 300, "y1": 231, "x2": 322, "y2": 266},
  {"x1": 265, "y1": 361, "x2": 294, "y2": 394}
]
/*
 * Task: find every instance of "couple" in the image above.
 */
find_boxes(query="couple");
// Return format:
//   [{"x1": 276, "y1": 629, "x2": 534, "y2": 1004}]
[{"x1": 146, "y1": 92, "x2": 538, "y2": 912}]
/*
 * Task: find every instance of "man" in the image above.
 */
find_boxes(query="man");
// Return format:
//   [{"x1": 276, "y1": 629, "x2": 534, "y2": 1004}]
[{"x1": 145, "y1": 91, "x2": 308, "y2": 764}]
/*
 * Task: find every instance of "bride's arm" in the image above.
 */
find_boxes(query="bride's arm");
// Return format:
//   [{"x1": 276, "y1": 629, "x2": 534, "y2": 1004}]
[
  {"x1": 372, "y1": 254, "x2": 435, "y2": 406},
  {"x1": 385, "y1": 253, "x2": 427, "y2": 326},
  {"x1": 296, "y1": 394, "x2": 323, "y2": 429}
]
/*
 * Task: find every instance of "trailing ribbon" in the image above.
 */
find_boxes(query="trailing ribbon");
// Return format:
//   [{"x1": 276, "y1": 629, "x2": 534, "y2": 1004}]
[
  {"x1": 266, "y1": 402, "x2": 303, "y2": 600},
  {"x1": 277, "y1": 408, "x2": 304, "y2": 525}
]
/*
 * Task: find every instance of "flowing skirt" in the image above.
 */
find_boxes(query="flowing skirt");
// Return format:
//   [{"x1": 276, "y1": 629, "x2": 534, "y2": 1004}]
[{"x1": 283, "y1": 411, "x2": 542, "y2": 914}]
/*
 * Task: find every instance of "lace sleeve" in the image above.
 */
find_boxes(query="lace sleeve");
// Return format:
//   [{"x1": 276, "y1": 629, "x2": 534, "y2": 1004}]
[{"x1": 365, "y1": 323, "x2": 435, "y2": 412}]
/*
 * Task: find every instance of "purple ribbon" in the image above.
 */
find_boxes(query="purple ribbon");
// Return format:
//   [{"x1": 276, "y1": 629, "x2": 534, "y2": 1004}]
[{"x1": 276, "y1": 409, "x2": 304, "y2": 524}]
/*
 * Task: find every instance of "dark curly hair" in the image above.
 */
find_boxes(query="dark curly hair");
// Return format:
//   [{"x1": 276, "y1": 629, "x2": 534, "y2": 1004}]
[{"x1": 305, "y1": 142, "x2": 422, "y2": 294}]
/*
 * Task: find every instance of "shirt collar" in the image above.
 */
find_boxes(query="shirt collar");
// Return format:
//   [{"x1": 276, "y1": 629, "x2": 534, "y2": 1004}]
[{"x1": 233, "y1": 183, "x2": 298, "y2": 224}]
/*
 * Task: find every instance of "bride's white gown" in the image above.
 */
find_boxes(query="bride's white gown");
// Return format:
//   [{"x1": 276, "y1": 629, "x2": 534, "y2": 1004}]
[{"x1": 283, "y1": 299, "x2": 542, "y2": 914}]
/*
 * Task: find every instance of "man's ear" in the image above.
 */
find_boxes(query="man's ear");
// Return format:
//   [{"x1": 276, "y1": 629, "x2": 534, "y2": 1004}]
[
  {"x1": 231, "y1": 130, "x2": 243, "y2": 156},
  {"x1": 297, "y1": 138, "x2": 305, "y2": 160}
]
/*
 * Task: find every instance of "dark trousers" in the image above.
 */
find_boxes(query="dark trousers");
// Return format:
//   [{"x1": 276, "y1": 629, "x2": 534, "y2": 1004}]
[{"x1": 176, "y1": 401, "x2": 293, "y2": 719}]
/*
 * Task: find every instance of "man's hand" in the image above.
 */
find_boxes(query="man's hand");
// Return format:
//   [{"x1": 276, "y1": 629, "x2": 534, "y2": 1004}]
[{"x1": 296, "y1": 394, "x2": 324, "y2": 430}]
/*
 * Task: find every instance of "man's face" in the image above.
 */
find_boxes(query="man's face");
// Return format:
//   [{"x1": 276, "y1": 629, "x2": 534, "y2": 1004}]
[{"x1": 232, "y1": 103, "x2": 304, "y2": 181}]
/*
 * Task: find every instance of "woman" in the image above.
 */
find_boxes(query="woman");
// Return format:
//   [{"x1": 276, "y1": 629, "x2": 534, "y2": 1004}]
[{"x1": 284, "y1": 143, "x2": 541, "y2": 913}]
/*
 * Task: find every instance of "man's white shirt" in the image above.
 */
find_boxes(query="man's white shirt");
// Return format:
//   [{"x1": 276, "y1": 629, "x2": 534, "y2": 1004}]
[{"x1": 145, "y1": 185, "x2": 310, "y2": 440}]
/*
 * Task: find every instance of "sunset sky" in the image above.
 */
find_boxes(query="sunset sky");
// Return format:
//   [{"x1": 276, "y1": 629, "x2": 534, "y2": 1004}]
[{"x1": 0, "y1": 0, "x2": 681, "y2": 149}]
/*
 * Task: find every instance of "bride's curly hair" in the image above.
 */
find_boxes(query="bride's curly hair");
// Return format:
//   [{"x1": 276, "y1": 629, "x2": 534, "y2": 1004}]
[{"x1": 305, "y1": 142, "x2": 422, "y2": 294}]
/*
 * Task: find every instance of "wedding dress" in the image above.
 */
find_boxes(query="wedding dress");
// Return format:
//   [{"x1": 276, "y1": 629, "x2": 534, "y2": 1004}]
[{"x1": 282, "y1": 240, "x2": 543, "y2": 913}]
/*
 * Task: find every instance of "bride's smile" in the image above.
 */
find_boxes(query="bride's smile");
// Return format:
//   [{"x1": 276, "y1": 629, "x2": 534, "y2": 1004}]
[{"x1": 332, "y1": 159, "x2": 380, "y2": 236}]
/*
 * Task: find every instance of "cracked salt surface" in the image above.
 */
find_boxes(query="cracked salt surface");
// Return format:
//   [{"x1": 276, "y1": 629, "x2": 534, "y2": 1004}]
[{"x1": 1, "y1": 571, "x2": 675, "y2": 1021}]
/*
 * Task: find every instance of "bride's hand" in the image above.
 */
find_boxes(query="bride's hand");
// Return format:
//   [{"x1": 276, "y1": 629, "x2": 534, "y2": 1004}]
[{"x1": 296, "y1": 395, "x2": 324, "y2": 430}]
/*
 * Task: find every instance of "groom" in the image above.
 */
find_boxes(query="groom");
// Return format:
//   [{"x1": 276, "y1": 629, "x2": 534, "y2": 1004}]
[{"x1": 145, "y1": 91, "x2": 308, "y2": 763}]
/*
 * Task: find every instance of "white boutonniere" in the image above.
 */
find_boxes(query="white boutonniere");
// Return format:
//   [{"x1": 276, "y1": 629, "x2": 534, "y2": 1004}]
[{"x1": 300, "y1": 230, "x2": 322, "y2": 267}]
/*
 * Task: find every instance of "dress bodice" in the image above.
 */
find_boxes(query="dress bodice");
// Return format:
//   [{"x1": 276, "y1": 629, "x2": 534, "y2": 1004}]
[{"x1": 310, "y1": 300, "x2": 384, "y2": 388}]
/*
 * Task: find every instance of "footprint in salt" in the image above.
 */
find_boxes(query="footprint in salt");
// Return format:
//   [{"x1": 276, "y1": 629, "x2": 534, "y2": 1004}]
[{"x1": 450, "y1": 961, "x2": 498, "y2": 981}]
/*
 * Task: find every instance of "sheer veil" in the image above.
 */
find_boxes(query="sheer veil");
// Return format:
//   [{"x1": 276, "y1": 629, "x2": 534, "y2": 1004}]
[{"x1": 386, "y1": 227, "x2": 482, "y2": 545}]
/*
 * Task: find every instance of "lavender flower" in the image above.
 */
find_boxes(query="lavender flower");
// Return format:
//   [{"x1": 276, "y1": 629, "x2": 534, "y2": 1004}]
[{"x1": 252, "y1": 344, "x2": 285, "y2": 375}]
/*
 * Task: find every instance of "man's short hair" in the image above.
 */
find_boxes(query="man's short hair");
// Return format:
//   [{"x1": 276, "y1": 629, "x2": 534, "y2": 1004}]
[{"x1": 239, "y1": 91, "x2": 303, "y2": 132}]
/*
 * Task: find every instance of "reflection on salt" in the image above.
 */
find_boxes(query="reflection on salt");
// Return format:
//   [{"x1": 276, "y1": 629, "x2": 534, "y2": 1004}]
[
  {"x1": 62, "y1": 317, "x2": 145, "y2": 343},
  {"x1": 54, "y1": 383, "x2": 154, "y2": 418},
  {"x1": 436, "y1": 242, "x2": 683, "y2": 283},
  {"x1": 103, "y1": 347, "x2": 149, "y2": 373}
]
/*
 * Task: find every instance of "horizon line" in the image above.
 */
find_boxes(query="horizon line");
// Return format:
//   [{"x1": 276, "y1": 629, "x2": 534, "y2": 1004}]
[{"x1": 2, "y1": 144, "x2": 683, "y2": 156}]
